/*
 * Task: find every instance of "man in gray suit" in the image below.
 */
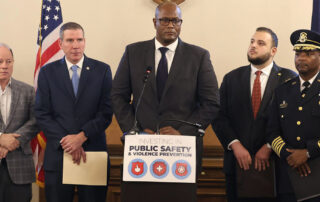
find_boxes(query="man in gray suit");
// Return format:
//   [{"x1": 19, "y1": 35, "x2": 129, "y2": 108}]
[
  {"x1": 112, "y1": 2, "x2": 219, "y2": 202},
  {"x1": 0, "y1": 43, "x2": 38, "y2": 202}
]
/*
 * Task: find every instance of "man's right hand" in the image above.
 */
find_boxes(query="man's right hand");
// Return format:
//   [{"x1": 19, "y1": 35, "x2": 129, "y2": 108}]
[
  {"x1": 0, "y1": 146, "x2": 8, "y2": 159},
  {"x1": 231, "y1": 141, "x2": 252, "y2": 170},
  {"x1": 296, "y1": 162, "x2": 311, "y2": 177},
  {"x1": 0, "y1": 133, "x2": 20, "y2": 151}
]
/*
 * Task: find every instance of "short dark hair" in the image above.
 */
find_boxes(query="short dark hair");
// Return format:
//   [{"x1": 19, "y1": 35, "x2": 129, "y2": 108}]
[
  {"x1": 0, "y1": 43, "x2": 14, "y2": 58},
  {"x1": 256, "y1": 27, "x2": 278, "y2": 47},
  {"x1": 59, "y1": 22, "x2": 84, "y2": 40}
]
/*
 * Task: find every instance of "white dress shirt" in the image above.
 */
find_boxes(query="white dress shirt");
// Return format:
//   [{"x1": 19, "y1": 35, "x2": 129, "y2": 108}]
[
  {"x1": 154, "y1": 38, "x2": 178, "y2": 75},
  {"x1": 65, "y1": 56, "x2": 84, "y2": 79},
  {"x1": 0, "y1": 79, "x2": 12, "y2": 126},
  {"x1": 299, "y1": 71, "x2": 319, "y2": 91}
]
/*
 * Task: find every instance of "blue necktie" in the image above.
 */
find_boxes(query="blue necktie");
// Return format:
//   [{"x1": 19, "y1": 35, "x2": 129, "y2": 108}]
[
  {"x1": 156, "y1": 47, "x2": 169, "y2": 101},
  {"x1": 71, "y1": 65, "x2": 79, "y2": 96}
]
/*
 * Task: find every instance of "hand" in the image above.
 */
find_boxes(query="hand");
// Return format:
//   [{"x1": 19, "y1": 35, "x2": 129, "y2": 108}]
[
  {"x1": 0, "y1": 146, "x2": 8, "y2": 159},
  {"x1": 159, "y1": 126, "x2": 181, "y2": 135},
  {"x1": 286, "y1": 149, "x2": 308, "y2": 168},
  {"x1": 0, "y1": 133, "x2": 20, "y2": 151},
  {"x1": 143, "y1": 129, "x2": 155, "y2": 134},
  {"x1": 60, "y1": 132, "x2": 87, "y2": 154},
  {"x1": 254, "y1": 144, "x2": 272, "y2": 171},
  {"x1": 37, "y1": 148, "x2": 45, "y2": 169},
  {"x1": 296, "y1": 162, "x2": 311, "y2": 177},
  {"x1": 231, "y1": 141, "x2": 252, "y2": 170},
  {"x1": 71, "y1": 147, "x2": 86, "y2": 165}
]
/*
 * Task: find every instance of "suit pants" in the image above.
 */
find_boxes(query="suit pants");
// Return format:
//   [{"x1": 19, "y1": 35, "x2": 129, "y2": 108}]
[
  {"x1": 0, "y1": 159, "x2": 32, "y2": 202},
  {"x1": 45, "y1": 170, "x2": 107, "y2": 202},
  {"x1": 225, "y1": 173, "x2": 277, "y2": 202}
]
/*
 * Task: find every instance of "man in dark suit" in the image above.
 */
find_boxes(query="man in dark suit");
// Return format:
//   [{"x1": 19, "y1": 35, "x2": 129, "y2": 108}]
[
  {"x1": 267, "y1": 29, "x2": 320, "y2": 202},
  {"x1": 34, "y1": 22, "x2": 113, "y2": 202},
  {"x1": 112, "y1": 2, "x2": 219, "y2": 202},
  {"x1": 0, "y1": 43, "x2": 38, "y2": 202},
  {"x1": 213, "y1": 27, "x2": 297, "y2": 202}
]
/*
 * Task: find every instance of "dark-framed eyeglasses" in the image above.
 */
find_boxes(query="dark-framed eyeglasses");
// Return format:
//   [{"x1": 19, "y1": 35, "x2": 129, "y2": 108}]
[{"x1": 157, "y1": 18, "x2": 183, "y2": 26}]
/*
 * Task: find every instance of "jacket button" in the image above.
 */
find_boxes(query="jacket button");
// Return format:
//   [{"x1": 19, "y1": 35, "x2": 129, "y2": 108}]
[
  {"x1": 281, "y1": 115, "x2": 284, "y2": 119},
  {"x1": 297, "y1": 121, "x2": 301, "y2": 126},
  {"x1": 297, "y1": 136, "x2": 301, "y2": 141},
  {"x1": 298, "y1": 106, "x2": 303, "y2": 111}
]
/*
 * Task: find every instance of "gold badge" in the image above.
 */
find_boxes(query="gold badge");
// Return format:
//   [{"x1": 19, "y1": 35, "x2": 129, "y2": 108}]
[
  {"x1": 298, "y1": 32, "x2": 307, "y2": 43},
  {"x1": 280, "y1": 100, "x2": 288, "y2": 108}
]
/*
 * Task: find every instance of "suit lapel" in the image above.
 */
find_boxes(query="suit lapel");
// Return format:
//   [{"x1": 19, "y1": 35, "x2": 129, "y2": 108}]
[
  {"x1": 6, "y1": 79, "x2": 19, "y2": 127},
  {"x1": 258, "y1": 65, "x2": 281, "y2": 115},
  {"x1": 242, "y1": 66, "x2": 253, "y2": 116},
  {"x1": 58, "y1": 58, "x2": 76, "y2": 100},
  {"x1": 302, "y1": 73, "x2": 320, "y2": 104},
  {"x1": 160, "y1": 39, "x2": 183, "y2": 103},
  {"x1": 76, "y1": 56, "x2": 90, "y2": 102},
  {"x1": 144, "y1": 40, "x2": 157, "y2": 103}
]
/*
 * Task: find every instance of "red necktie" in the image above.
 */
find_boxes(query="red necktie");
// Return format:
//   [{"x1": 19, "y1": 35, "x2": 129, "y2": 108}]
[{"x1": 252, "y1": 71, "x2": 262, "y2": 119}]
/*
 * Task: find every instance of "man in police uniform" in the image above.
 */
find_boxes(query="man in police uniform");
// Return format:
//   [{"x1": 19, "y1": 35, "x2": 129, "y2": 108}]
[{"x1": 267, "y1": 29, "x2": 320, "y2": 202}]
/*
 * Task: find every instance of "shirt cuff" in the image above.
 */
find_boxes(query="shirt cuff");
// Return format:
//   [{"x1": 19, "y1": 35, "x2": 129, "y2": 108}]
[{"x1": 228, "y1": 139, "x2": 240, "y2": 150}]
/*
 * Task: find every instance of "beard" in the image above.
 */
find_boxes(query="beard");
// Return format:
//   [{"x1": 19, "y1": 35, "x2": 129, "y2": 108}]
[{"x1": 247, "y1": 52, "x2": 272, "y2": 65}]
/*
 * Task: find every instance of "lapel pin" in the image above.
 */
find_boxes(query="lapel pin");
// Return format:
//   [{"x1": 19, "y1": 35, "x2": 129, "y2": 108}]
[
  {"x1": 86, "y1": 66, "x2": 90, "y2": 70},
  {"x1": 277, "y1": 73, "x2": 282, "y2": 76},
  {"x1": 292, "y1": 81, "x2": 297, "y2": 85},
  {"x1": 318, "y1": 79, "x2": 320, "y2": 83}
]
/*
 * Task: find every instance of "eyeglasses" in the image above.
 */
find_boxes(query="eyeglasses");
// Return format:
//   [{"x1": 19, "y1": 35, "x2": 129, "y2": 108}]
[{"x1": 157, "y1": 18, "x2": 183, "y2": 26}]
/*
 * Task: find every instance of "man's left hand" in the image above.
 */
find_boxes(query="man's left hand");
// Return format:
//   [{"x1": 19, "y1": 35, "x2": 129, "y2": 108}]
[
  {"x1": 254, "y1": 144, "x2": 272, "y2": 171},
  {"x1": 286, "y1": 148, "x2": 308, "y2": 168},
  {"x1": 60, "y1": 132, "x2": 87, "y2": 154},
  {"x1": 159, "y1": 126, "x2": 181, "y2": 135},
  {"x1": 0, "y1": 146, "x2": 8, "y2": 159}
]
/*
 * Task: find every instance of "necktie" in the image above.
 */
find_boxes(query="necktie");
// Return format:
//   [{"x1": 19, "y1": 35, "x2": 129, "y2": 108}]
[
  {"x1": 71, "y1": 65, "x2": 79, "y2": 96},
  {"x1": 301, "y1": 81, "x2": 310, "y2": 97},
  {"x1": 252, "y1": 71, "x2": 262, "y2": 119},
  {"x1": 156, "y1": 47, "x2": 169, "y2": 101}
]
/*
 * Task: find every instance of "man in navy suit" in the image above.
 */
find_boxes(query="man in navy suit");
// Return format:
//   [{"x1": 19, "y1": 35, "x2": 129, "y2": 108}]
[
  {"x1": 112, "y1": 2, "x2": 219, "y2": 202},
  {"x1": 34, "y1": 22, "x2": 112, "y2": 202},
  {"x1": 213, "y1": 27, "x2": 296, "y2": 202}
]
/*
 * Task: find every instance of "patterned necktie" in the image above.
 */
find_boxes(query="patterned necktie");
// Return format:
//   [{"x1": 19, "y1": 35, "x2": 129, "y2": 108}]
[
  {"x1": 71, "y1": 65, "x2": 79, "y2": 96},
  {"x1": 156, "y1": 47, "x2": 169, "y2": 101},
  {"x1": 301, "y1": 81, "x2": 310, "y2": 97},
  {"x1": 252, "y1": 71, "x2": 262, "y2": 119}
]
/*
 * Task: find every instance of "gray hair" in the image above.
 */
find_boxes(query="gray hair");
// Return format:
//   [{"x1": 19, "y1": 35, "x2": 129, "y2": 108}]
[{"x1": 0, "y1": 43, "x2": 14, "y2": 58}]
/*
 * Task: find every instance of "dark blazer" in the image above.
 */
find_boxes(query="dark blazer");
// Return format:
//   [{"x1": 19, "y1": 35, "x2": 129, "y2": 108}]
[
  {"x1": 267, "y1": 74, "x2": 320, "y2": 193},
  {"x1": 34, "y1": 56, "x2": 113, "y2": 172},
  {"x1": 112, "y1": 38, "x2": 220, "y2": 170},
  {"x1": 213, "y1": 63, "x2": 297, "y2": 175},
  {"x1": 2, "y1": 78, "x2": 38, "y2": 184}
]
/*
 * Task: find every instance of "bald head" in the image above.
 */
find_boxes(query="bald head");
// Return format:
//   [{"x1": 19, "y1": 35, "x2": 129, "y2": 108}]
[
  {"x1": 155, "y1": 1, "x2": 182, "y2": 19},
  {"x1": 0, "y1": 43, "x2": 13, "y2": 58}
]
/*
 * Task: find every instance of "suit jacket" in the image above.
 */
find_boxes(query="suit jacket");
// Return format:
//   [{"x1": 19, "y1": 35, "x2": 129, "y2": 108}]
[
  {"x1": 111, "y1": 38, "x2": 220, "y2": 171},
  {"x1": 213, "y1": 64, "x2": 297, "y2": 175},
  {"x1": 34, "y1": 56, "x2": 113, "y2": 172},
  {"x1": 1, "y1": 78, "x2": 38, "y2": 184},
  {"x1": 267, "y1": 74, "x2": 320, "y2": 193}
]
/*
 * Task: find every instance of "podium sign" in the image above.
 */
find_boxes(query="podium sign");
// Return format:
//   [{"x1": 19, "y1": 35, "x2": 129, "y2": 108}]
[{"x1": 123, "y1": 134, "x2": 196, "y2": 183}]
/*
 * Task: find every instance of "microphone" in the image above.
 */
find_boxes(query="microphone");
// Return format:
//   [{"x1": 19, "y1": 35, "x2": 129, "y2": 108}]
[
  {"x1": 127, "y1": 66, "x2": 152, "y2": 136},
  {"x1": 156, "y1": 119, "x2": 205, "y2": 137}
]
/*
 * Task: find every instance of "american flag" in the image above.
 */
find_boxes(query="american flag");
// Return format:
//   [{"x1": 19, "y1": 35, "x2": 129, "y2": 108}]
[{"x1": 31, "y1": 0, "x2": 64, "y2": 187}]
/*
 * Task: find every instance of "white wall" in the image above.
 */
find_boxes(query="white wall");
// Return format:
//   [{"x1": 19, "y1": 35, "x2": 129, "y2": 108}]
[{"x1": 0, "y1": 0, "x2": 313, "y2": 86}]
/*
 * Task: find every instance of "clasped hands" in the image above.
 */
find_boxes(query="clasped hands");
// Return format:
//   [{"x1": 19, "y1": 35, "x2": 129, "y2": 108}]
[
  {"x1": 286, "y1": 148, "x2": 310, "y2": 177},
  {"x1": 60, "y1": 132, "x2": 87, "y2": 165},
  {"x1": 144, "y1": 126, "x2": 181, "y2": 135},
  {"x1": 0, "y1": 133, "x2": 21, "y2": 159},
  {"x1": 231, "y1": 142, "x2": 271, "y2": 171}
]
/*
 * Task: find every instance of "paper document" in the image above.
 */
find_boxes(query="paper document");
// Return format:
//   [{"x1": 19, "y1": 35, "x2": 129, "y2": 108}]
[{"x1": 63, "y1": 151, "x2": 108, "y2": 186}]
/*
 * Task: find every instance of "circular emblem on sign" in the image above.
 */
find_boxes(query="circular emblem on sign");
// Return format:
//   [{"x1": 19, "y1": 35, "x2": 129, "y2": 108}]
[
  {"x1": 128, "y1": 159, "x2": 148, "y2": 178},
  {"x1": 298, "y1": 32, "x2": 307, "y2": 43},
  {"x1": 150, "y1": 159, "x2": 169, "y2": 179},
  {"x1": 172, "y1": 160, "x2": 191, "y2": 180}
]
